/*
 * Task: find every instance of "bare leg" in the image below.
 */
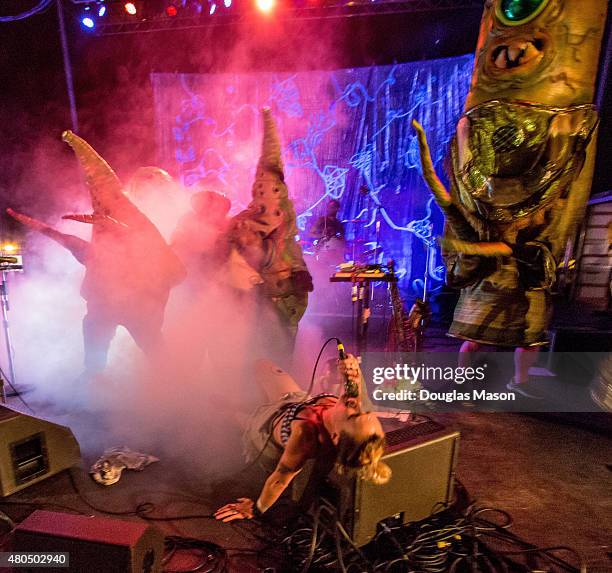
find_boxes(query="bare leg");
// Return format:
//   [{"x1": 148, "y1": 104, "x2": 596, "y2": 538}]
[
  {"x1": 254, "y1": 359, "x2": 302, "y2": 402},
  {"x1": 514, "y1": 346, "x2": 540, "y2": 385},
  {"x1": 458, "y1": 340, "x2": 482, "y2": 368}
]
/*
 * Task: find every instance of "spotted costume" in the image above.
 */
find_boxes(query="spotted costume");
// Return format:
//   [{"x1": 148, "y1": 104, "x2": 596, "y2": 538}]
[{"x1": 227, "y1": 108, "x2": 313, "y2": 347}]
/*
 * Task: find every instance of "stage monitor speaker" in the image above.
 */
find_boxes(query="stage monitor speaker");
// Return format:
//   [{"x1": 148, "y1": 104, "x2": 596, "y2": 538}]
[
  {"x1": 0, "y1": 406, "x2": 80, "y2": 497},
  {"x1": 14, "y1": 510, "x2": 164, "y2": 573},
  {"x1": 293, "y1": 418, "x2": 460, "y2": 546}
]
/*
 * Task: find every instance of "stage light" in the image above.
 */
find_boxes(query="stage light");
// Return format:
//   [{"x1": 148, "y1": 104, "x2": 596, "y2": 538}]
[
  {"x1": 98, "y1": 5, "x2": 106, "y2": 16},
  {"x1": 224, "y1": 0, "x2": 231, "y2": 7},
  {"x1": 1, "y1": 244, "x2": 17, "y2": 253},
  {"x1": 165, "y1": 4, "x2": 178, "y2": 16},
  {"x1": 81, "y1": 15, "x2": 95, "y2": 28},
  {"x1": 209, "y1": 2, "x2": 216, "y2": 14},
  {"x1": 124, "y1": 2, "x2": 137, "y2": 14},
  {"x1": 255, "y1": 0, "x2": 275, "y2": 13}
]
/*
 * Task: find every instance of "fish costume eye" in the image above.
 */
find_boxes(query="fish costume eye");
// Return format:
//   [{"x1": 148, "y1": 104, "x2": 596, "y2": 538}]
[{"x1": 496, "y1": 0, "x2": 550, "y2": 25}]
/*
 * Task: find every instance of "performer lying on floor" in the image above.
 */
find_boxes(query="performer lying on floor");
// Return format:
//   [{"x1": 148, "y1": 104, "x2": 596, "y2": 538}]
[{"x1": 215, "y1": 354, "x2": 391, "y2": 522}]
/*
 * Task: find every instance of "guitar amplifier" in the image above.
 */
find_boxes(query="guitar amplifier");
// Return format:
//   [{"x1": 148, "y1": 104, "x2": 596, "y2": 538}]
[
  {"x1": 293, "y1": 418, "x2": 460, "y2": 546},
  {"x1": 13, "y1": 510, "x2": 165, "y2": 573}
]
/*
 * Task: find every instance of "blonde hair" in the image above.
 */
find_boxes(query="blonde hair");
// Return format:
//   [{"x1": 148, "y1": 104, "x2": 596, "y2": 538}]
[{"x1": 335, "y1": 433, "x2": 392, "y2": 485}]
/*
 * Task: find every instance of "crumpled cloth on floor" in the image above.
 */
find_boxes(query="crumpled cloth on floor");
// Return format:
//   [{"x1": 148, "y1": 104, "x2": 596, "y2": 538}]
[{"x1": 90, "y1": 446, "x2": 159, "y2": 486}]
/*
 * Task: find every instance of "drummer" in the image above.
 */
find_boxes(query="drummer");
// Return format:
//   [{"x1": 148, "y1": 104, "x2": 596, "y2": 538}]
[{"x1": 309, "y1": 199, "x2": 345, "y2": 243}]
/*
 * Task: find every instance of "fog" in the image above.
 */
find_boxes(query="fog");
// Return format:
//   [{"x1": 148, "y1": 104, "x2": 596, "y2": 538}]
[{"x1": 0, "y1": 10, "x2": 357, "y2": 487}]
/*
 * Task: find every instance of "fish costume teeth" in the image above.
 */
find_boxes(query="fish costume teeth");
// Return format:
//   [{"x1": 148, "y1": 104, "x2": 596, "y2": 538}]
[
  {"x1": 413, "y1": 0, "x2": 607, "y2": 347},
  {"x1": 8, "y1": 131, "x2": 186, "y2": 371}
]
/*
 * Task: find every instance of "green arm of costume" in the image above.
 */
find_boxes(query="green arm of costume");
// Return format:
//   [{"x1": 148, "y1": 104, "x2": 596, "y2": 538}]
[
  {"x1": 412, "y1": 119, "x2": 511, "y2": 258},
  {"x1": 412, "y1": 120, "x2": 451, "y2": 207},
  {"x1": 7, "y1": 208, "x2": 90, "y2": 265},
  {"x1": 439, "y1": 237, "x2": 512, "y2": 257}
]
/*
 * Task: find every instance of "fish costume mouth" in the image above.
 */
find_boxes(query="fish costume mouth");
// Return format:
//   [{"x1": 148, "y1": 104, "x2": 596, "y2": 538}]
[{"x1": 451, "y1": 100, "x2": 598, "y2": 222}]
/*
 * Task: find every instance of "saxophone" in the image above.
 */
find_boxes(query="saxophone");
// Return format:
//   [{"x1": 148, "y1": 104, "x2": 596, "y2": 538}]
[{"x1": 386, "y1": 262, "x2": 430, "y2": 353}]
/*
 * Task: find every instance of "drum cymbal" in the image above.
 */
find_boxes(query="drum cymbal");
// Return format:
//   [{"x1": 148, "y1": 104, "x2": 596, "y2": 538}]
[{"x1": 363, "y1": 248, "x2": 380, "y2": 257}]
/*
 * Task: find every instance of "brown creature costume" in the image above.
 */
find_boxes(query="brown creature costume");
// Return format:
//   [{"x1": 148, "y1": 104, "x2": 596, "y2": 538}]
[
  {"x1": 8, "y1": 131, "x2": 186, "y2": 373},
  {"x1": 171, "y1": 190, "x2": 231, "y2": 281},
  {"x1": 414, "y1": 0, "x2": 607, "y2": 348},
  {"x1": 225, "y1": 108, "x2": 312, "y2": 356}
]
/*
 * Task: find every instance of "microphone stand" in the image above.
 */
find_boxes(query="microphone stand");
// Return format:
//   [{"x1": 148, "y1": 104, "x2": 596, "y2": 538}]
[
  {"x1": 0, "y1": 271, "x2": 17, "y2": 398},
  {"x1": 0, "y1": 270, "x2": 33, "y2": 412}
]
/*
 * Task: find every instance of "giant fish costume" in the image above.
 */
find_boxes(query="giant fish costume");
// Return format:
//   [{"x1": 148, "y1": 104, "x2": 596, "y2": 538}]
[{"x1": 414, "y1": 0, "x2": 608, "y2": 346}]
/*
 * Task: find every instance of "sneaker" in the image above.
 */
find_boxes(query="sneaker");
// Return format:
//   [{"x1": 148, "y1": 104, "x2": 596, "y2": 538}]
[{"x1": 506, "y1": 379, "x2": 544, "y2": 399}]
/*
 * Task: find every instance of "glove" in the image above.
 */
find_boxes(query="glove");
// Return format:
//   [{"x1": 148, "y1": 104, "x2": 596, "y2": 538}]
[{"x1": 292, "y1": 270, "x2": 314, "y2": 293}]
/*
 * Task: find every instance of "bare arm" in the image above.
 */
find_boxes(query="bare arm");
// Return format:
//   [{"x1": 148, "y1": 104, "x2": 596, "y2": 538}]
[
  {"x1": 215, "y1": 422, "x2": 315, "y2": 522},
  {"x1": 338, "y1": 353, "x2": 364, "y2": 404},
  {"x1": 256, "y1": 424, "x2": 314, "y2": 512}
]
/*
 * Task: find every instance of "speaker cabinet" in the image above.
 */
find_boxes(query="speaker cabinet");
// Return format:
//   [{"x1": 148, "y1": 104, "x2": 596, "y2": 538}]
[
  {"x1": 293, "y1": 419, "x2": 460, "y2": 546},
  {"x1": 0, "y1": 406, "x2": 80, "y2": 497},
  {"x1": 14, "y1": 510, "x2": 165, "y2": 573}
]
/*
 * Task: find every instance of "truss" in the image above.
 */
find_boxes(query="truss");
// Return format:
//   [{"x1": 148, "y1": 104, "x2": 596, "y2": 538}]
[{"x1": 87, "y1": 0, "x2": 483, "y2": 36}]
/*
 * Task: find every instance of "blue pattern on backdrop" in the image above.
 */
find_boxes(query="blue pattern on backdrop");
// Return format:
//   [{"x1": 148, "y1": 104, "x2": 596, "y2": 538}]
[{"x1": 152, "y1": 56, "x2": 473, "y2": 296}]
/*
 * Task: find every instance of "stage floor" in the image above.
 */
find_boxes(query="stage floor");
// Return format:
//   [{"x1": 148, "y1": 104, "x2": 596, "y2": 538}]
[{"x1": 0, "y1": 402, "x2": 610, "y2": 572}]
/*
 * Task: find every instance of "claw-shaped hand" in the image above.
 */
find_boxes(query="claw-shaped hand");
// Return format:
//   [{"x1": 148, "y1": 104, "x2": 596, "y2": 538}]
[
  {"x1": 7, "y1": 208, "x2": 53, "y2": 233},
  {"x1": 438, "y1": 237, "x2": 513, "y2": 257},
  {"x1": 411, "y1": 120, "x2": 452, "y2": 208},
  {"x1": 214, "y1": 497, "x2": 255, "y2": 522}
]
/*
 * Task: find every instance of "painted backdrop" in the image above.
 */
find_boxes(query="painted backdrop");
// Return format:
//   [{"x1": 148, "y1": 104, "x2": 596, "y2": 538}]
[{"x1": 152, "y1": 55, "x2": 473, "y2": 296}]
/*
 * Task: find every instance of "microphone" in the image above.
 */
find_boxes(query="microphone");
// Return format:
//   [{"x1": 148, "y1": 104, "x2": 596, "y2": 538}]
[
  {"x1": 336, "y1": 339, "x2": 347, "y2": 360},
  {"x1": 335, "y1": 339, "x2": 359, "y2": 398}
]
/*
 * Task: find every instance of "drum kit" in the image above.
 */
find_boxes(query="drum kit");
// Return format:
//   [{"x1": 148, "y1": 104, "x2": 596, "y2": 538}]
[
  {"x1": 305, "y1": 217, "x2": 372, "y2": 268},
  {"x1": 303, "y1": 217, "x2": 396, "y2": 353}
]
